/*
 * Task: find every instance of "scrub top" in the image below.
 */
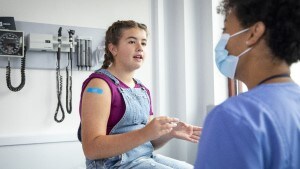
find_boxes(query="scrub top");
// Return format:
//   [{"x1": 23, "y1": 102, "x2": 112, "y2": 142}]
[{"x1": 195, "y1": 82, "x2": 300, "y2": 169}]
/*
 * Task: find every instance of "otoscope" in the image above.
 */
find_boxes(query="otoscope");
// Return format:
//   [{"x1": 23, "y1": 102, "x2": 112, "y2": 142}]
[{"x1": 66, "y1": 29, "x2": 75, "y2": 114}]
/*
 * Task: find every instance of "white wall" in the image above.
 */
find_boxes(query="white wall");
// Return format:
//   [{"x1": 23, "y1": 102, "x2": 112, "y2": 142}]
[
  {"x1": 291, "y1": 65, "x2": 300, "y2": 83},
  {"x1": 0, "y1": 0, "x2": 152, "y2": 169}
]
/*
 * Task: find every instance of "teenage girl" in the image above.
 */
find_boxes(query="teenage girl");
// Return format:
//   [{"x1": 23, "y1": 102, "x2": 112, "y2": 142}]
[{"x1": 78, "y1": 20, "x2": 201, "y2": 169}]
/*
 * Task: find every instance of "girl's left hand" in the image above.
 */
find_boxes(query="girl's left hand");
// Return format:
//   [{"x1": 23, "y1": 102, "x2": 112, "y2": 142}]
[{"x1": 170, "y1": 122, "x2": 202, "y2": 143}]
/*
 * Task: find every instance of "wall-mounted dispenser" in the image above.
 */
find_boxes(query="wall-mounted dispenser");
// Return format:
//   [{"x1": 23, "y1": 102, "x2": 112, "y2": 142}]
[
  {"x1": 27, "y1": 33, "x2": 77, "y2": 52},
  {"x1": 76, "y1": 36, "x2": 92, "y2": 71}
]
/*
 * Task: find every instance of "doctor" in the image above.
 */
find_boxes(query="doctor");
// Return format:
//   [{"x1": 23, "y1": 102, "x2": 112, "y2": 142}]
[{"x1": 195, "y1": 0, "x2": 300, "y2": 168}]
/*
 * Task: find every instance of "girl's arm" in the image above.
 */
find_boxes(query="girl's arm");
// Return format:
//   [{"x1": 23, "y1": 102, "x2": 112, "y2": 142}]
[{"x1": 81, "y1": 79, "x2": 178, "y2": 160}]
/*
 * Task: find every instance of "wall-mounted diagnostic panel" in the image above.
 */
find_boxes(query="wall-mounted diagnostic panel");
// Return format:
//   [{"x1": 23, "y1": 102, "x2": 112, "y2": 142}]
[{"x1": 0, "y1": 21, "x2": 105, "y2": 70}]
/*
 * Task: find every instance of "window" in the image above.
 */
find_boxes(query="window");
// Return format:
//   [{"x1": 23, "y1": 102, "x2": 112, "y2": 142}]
[{"x1": 228, "y1": 78, "x2": 243, "y2": 97}]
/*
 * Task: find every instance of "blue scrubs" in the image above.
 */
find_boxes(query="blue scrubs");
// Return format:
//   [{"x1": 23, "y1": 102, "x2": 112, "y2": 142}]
[{"x1": 195, "y1": 82, "x2": 300, "y2": 169}]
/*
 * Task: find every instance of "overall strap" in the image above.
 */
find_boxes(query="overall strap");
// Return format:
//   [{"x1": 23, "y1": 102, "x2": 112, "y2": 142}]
[
  {"x1": 133, "y1": 78, "x2": 146, "y2": 90},
  {"x1": 95, "y1": 69, "x2": 120, "y2": 85},
  {"x1": 117, "y1": 78, "x2": 146, "y2": 94}
]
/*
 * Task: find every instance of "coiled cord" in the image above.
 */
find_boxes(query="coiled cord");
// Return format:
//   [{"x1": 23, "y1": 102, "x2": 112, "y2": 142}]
[
  {"x1": 54, "y1": 67, "x2": 65, "y2": 123},
  {"x1": 6, "y1": 47, "x2": 27, "y2": 92},
  {"x1": 66, "y1": 66, "x2": 72, "y2": 114}
]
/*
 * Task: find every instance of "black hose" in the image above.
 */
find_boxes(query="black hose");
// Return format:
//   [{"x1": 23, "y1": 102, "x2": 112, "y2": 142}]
[
  {"x1": 54, "y1": 65, "x2": 65, "y2": 123},
  {"x1": 54, "y1": 27, "x2": 65, "y2": 123},
  {"x1": 66, "y1": 66, "x2": 72, "y2": 114},
  {"x1": 6, "y1": 46, "x2": 27, "y2": 92}
]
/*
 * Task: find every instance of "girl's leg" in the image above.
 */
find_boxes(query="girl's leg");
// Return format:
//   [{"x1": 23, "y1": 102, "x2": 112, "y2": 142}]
[
  {"x1": 152, "y1": 154, "x2": 193, "y2": 169},
  {"x1": 123, "y1": 156, "x2": 173, "y2": 169}
]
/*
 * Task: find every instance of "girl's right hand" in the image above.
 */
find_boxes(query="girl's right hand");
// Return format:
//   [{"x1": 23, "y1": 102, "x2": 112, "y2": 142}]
[{"x1": 143, "y1": 116, "x2": 179, "y2": 140}]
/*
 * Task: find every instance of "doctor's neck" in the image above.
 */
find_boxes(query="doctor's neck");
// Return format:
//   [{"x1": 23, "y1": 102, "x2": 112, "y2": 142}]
[{"x1": 242, "y1": 65, "x2": 291, "y2": 90}]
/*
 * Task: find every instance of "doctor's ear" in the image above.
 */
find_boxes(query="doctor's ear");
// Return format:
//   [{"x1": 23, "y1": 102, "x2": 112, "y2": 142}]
[
  {"x1": 246, "y1": 21, "x2": 266, "y2": 46},
  {"x1": 108, "y1": 43, "x2": 117, "y2": 56}
]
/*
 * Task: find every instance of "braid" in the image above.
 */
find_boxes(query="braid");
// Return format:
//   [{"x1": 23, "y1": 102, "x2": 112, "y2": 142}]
[
  {"x1": 101, "y1": 20, "x2": 148, "y2": 69},
  {"x1": 101, "y1": 54, "x2": 112, "y2": 69}
]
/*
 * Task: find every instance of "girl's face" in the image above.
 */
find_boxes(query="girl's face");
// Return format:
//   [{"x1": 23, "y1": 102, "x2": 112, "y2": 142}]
[{"x1": 110, "y1": 28, "x2": 148, "y2": 71}]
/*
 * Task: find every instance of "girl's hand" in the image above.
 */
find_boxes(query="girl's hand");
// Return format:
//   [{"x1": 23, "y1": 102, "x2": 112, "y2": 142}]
[
  {"x1": 143, "y1": 116, "x2": 179, "y2": 141},
  {"x1": 170, "y1": 122, "x2": 202, "y2": 143}
]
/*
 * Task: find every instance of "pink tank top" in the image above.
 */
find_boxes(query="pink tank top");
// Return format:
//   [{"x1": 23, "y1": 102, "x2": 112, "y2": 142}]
[{"x1": 79, "y1": 72, "x2": 153, "y2": 134}]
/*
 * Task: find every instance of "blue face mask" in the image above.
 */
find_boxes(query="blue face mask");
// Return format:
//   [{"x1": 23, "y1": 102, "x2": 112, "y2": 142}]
[{"x1": 215, "y1": 28, "x2": 252, "y2": 79}]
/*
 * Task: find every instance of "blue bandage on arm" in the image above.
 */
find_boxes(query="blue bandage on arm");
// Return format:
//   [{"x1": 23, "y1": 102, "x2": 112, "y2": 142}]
[{"x1": 87, "y1": 87, "x2": 103, "y2": 94}]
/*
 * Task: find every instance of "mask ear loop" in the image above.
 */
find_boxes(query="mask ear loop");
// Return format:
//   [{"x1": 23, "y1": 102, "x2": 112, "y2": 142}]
[
  {"x1": 237, "y1": 47, "x2": 252, "y2": 57},
  {"x1": 230, "y1": 28, "x2": 249, "y2": 38},
  {"x1": 230, "y1": 28, "x2": 252, "y2": 57}
]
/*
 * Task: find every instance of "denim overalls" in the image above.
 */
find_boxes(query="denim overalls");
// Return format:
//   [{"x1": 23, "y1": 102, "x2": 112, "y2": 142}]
[{"x1": 86, "y1": 69, "x2": 193, "y2": 169}]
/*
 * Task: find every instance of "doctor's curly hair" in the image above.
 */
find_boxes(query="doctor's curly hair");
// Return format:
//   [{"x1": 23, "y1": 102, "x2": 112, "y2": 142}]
[
  {"x1": 101, "y1": 20, "x2": 148, "y2": 69},
  {"x1": 217, "y1": 0, "x2": 300, "y2": 65}
]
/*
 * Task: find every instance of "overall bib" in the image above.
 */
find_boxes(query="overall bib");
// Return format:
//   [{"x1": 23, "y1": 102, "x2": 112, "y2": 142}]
[{"x1": 86, "y1": 69, "x2": 193, "y2": 169}]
